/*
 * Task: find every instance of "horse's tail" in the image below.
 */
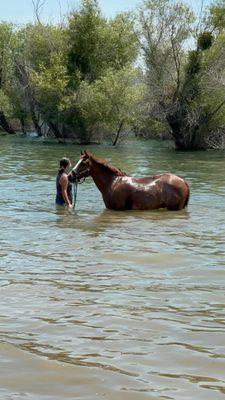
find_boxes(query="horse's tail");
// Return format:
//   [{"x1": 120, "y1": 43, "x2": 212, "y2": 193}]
[{"x1": 183, "y1": 181, "x2": 190, "y2": 209}]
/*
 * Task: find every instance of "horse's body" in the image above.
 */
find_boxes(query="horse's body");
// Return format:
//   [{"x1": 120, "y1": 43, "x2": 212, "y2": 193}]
[{"x1": 74, "y1": 152, "x2": 190, "y2": 211}]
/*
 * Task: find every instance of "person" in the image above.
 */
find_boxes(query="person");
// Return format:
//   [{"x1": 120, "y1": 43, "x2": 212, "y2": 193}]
[{"x1": 56, "y1": 158, "x2": 73, "y2": 208}]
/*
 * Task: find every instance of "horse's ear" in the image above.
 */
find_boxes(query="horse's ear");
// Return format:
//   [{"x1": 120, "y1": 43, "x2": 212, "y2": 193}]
[
  {"x1": 84, "y1": 150, "x2": 90, "y2": 157},
  {"x1": 80, "y1": 151, "x2": 84, "y2": 155}
]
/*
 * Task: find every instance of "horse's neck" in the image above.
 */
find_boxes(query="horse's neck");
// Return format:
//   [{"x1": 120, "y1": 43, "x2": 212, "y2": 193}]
[{"x1": 90, "y1": 163, "x2": 116, "y2": 193}]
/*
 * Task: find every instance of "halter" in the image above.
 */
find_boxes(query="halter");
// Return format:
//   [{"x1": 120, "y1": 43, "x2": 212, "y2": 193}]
[{"x1": 71, "y1": 164, "x2": 90, "y2": 209}]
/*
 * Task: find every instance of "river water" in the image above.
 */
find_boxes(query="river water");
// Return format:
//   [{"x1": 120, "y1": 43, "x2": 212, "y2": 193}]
[{"x1": 0, "y1": 134, "x2": 225, "y2": 400}]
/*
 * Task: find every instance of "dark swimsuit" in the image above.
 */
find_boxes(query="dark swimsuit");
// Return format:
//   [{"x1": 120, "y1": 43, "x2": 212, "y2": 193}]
[{"x1": 55, "y1": 172, "x2": 73, "y2": 205}]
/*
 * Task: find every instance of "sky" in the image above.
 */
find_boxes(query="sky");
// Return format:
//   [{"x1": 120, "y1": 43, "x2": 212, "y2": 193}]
[{"x1": 0, "y1": 0, "x2": 212, "y2": 25}]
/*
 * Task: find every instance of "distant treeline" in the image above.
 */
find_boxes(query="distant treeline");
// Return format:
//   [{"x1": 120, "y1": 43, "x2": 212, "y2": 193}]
[{"x1": 1, "y1": 0, "x2": 225, "y2": 150}]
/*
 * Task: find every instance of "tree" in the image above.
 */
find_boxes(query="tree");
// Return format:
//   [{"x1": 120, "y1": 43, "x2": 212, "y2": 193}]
[
  {"x1": 67, "y1": 0, "x2": 137, "y2": 83},
  {"x1": 137, "y1": 0, "x2": 195, "y2": 148},
  {"x1": 198, "y1": 0, "x2": 225, "y2": 149},
  {"x1": 68, "y1": 66, "x2": 145, "y2": 145},
  {"x1": 13, "y1": 23, "x2": 68, "y2": 137},
  {"x1": 1, "y1": 0, "x2": 140, "y2": 144},
  {"x1": 138, "y1": 0, "x2": 193, "y2": 107},
  {"x1": 137, "y1": 0, "x2": 225, "y2": 150},
  {"x1": 166, "y1": 0, "x2": 225, "y2": 150},
  {"x1": 62, "y1": 0, "x2": 138, "y2": 143},
  {"x1": 0, "y1": 23, "x2": 16, "y2": 134}
]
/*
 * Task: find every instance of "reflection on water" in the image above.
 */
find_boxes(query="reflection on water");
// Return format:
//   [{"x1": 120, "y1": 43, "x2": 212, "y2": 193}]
[{"x1": 0, "y1": 135, "x2": 225, "y2": 400}]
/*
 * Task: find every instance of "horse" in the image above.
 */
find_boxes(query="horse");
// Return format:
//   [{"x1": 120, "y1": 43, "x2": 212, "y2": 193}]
[{"x1": 73, "y1": 151, "x2": 190, "y2": 211}]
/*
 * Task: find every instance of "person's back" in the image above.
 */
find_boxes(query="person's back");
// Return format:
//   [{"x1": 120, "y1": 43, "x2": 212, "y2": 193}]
[
  {"x1": 55, "y1": 158, "x2": 73, "y2": 208},
  {"x1": 55, "y1": 171, "x2": 72, "y2": 205}
]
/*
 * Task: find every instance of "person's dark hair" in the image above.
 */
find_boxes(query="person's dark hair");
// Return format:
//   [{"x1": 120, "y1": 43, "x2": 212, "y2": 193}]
[{"x1": 59, "y1": 157, "x2": 71, "y2": 174}]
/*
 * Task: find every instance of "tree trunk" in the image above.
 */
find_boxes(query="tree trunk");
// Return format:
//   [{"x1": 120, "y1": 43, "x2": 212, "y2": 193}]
[
  {"x1": 0, "y1": 110, "x2": 16, "y2": 134},
  {"x1": 29, "y1": 100, "x2": 42, "y2": 137},
  {"x1": 166, "y1": 111, "x2": 202, "y2": 150},
  {"x1": 19, "y1": 114, "x2": 27, "y2": 135},
  {"x1": 48, "y1": 121, "x2": 64, "y2": 139},
  {"x1": 112, "y1": 120, "x2": 124, "y2": 146}
]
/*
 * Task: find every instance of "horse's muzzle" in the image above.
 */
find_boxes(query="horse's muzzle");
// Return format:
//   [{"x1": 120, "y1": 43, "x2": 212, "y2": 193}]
[{"x1": 68, "y1": 170, "x2": 79, "y2": 183}]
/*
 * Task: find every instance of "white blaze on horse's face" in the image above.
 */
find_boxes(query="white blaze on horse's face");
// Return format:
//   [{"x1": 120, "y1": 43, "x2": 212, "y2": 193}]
[
  {"x1": 72, "y1": 159, "x2": 83, "y2": 173},
  {"x1": 72, "y1": 156, "x2": 91, "y2": 179}
]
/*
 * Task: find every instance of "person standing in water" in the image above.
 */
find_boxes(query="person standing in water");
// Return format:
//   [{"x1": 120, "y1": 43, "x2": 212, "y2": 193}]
[{"x1": 56, "y1": 158, "x2": 73, "y2": 208}]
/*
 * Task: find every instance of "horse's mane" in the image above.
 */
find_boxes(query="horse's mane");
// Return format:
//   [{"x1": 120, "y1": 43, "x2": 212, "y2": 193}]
[{"x1": 89, "y1": 154, "x2": 127, "y2": 176}]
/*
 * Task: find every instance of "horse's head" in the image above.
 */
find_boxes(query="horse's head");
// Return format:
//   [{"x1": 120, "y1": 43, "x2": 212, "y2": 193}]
[{"x1": 72, "y1": 151, "x2": 91, "y2": 180}]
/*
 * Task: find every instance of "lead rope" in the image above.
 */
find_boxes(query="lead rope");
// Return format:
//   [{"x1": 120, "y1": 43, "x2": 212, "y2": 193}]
[
  {"x1": 72, "y1": 175, "x2": 86, "y2": 209},
  {"x1": 73, "y1": 181, "x2": 78, "y2": 209},
  {"x1": 70, "y1": 160, "x2": 90, "y2": 210}
]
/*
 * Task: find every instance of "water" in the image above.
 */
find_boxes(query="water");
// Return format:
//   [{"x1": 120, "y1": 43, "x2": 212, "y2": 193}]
[{"x1": 0, "y1": 134, "x2": 225, "y2": 400}]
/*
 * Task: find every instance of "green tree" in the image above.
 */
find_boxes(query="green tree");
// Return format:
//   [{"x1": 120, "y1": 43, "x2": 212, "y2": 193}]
[
  {"x1": 67, "y1": 0, "x2": 137, "y2": 83},
  {"x1": 0, "y1": 23, "x2": 16, "y2": 134},
  {"x1": 69, "y1": 66, "x2": 145, "y2": 145},
  {"x1": 137, "y1": 0, "x2": 195, "y2": 146},
  {"x1": 62, "y1": 0, "x2": 138, "y2": 143},
  {"x1": 166, "y1": 0, "x2": 225, "y2": 150},
  {"x1": 0, "y1": 0, "x2": 142, "y2": 146},
  {"x1": 137, "y1": 0, "x2": 225, "y2": 150},
  {"x1": 13, "y1": 23, "x2": 68, "y2": 137}
]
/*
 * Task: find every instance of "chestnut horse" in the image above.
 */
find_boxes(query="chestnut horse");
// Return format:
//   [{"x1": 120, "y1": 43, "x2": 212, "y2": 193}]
[{"x1": 73, "y1": 151, "x2": 190, "y2": 211}]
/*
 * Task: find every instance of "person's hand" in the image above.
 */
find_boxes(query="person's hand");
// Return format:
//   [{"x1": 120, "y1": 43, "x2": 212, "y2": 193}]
[{"x1": 67, "y1": 203, "x2": 73, "y2": 209}]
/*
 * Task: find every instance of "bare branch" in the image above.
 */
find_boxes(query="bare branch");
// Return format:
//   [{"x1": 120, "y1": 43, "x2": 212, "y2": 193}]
[
  {"x1": 170, "y1": 24, "x2": 181, "y2": 100},
  {"x1": 32, "y1": 0, "x2": 47, "y2": 24},
  {"x1": 195, "y1": 0, "x2": 205, "y2": 38}
]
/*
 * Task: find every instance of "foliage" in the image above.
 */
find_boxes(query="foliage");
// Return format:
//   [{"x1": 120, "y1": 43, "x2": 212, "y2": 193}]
[
  {"x1": 2, "y1": 0, "x2": 225, "y2": 150},
  {"x1": 30, "y1": 54, "x2": 68, "y2": 122},
  {"x1": 0, "y1": 89, "x2": 11, "y2": 116},
  {"x1": 72, "y1": 66, "x2": 145, "y2": 145},
  {"x1": 208, "y1": 0, "x2": 225, "y2": 31},
  {"x1": 135, "y1": 0, "x2": 225, "y2": 149},
  {"x1": 67, "y1": 0, "x2": 137, "y2": 84},
  {"x1": 197, "y1": 31, "x2": 213, "y2": 51}
]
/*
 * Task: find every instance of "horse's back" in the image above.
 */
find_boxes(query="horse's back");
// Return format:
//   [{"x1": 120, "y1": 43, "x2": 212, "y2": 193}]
[{"x1": 123, "y1": 173, "x2": 189, "y2": 210}]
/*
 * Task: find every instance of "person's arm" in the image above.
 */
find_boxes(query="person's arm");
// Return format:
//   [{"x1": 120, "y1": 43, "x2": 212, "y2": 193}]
[{"x1": 60, "y1": 174, "x2": 72, "y2": 208}]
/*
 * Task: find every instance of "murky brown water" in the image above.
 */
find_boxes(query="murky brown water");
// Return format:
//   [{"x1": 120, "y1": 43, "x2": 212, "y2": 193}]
[{"x1": 0, "y1": 134, "x2": 225, "y2": 399}]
